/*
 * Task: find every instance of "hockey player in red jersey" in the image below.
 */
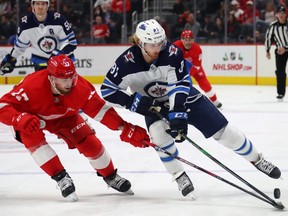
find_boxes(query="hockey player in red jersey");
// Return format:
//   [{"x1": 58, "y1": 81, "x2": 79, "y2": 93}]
[
  {"x1": 174, "y1": 30, "x2": 222, "y2": 108},
  {"x1": 0, "y1": 54, "x2": 150, "y2": 201}
]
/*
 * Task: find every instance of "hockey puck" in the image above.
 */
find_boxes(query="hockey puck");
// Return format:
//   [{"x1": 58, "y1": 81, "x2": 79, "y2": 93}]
[{"x1": 274, "y1": 188, "x2": 281, "y2": 199}]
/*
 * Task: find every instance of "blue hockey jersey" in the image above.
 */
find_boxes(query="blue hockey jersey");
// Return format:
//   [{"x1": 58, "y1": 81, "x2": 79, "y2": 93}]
[{"x1": 101, "y1": 42, "x2": 196, "y2": 111}]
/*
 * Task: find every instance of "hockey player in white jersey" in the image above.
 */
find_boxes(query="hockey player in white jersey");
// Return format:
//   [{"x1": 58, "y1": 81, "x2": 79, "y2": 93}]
[
  {"x1": 0, "y1": 1, "x2": 96, "y2": 143},
  {"x1": 100, "y1": 19, "x2": 282, "y2": 199},
  {"x1": 0, "y1": 0, "x2": 77, "y2": 74}
]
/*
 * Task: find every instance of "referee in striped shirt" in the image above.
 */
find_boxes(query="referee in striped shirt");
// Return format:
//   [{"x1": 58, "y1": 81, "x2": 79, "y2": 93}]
[{"x1": 265, "y1": 5, "x2": 288, "y2": 100}]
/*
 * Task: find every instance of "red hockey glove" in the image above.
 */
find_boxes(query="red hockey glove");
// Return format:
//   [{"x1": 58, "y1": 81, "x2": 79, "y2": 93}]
[
  {"x1": 120, "y1": 121, "x2": 150, "y2": 148},
  {"x1": 12, "y1": 113, "x2": 41, "y2": 134}
]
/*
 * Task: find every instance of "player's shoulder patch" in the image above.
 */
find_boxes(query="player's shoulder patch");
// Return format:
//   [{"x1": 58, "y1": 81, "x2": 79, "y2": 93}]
[
  {"x1": 168, "y1": 44, "x2": 179, "y2": 57},
  {"x1": 123, "y1": 50, "x2": 135, "y2": 63},
  {"x1": 159, "y1": 42, "x2": 184, "y2": 67},
  {"x1": 52, "y1": 11, "x2": 61, "y2": 20},
  {"x1": 21, "y1": 15, "x2": 28, "y2": 24},
  {"x1": 19, "y1": 14, "x2": 38, "y2": 31},
  {"x1": 120, "y1": 46, "x2": 140, "y2": 65},
  {"x1": 113, "y1": 47, "x2": 141, "y2": 76},
  {"x1": 45, "y1": 11, "x2": 64, "y2": 25},
  {"x1": 161, "y1": 43, "x2": 181, "y2": 61}
]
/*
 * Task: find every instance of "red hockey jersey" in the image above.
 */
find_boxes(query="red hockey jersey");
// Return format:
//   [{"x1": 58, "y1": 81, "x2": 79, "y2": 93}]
[
  {"x1": 0, "y1": 69, "x2": 123, "y2": 131},
  {"x1": 173, "y1": 40, "x2": 203, "y2": 75}
]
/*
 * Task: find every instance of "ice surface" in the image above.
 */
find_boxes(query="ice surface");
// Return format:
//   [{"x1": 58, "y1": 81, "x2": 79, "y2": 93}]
[{"x1": 0, "y1": 84, "x2": 287, "y2": 216}]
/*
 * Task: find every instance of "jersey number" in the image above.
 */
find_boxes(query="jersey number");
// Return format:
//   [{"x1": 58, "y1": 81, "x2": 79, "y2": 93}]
[
  {"x1": 110, "y1": 63, "x2": 119, "y2": 78},
  {"x1": 11, "y1": 88, "x2": 29, "y2": 101},
  {"x1": 64, "y1": 21, "x2": 71, "y2": 31},
  {"x1": 179, "y1": 60, "x2": 184, "y2": 73}
]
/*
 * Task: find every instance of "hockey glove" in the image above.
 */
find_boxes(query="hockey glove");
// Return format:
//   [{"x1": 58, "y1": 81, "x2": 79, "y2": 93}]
[
  {"x1": 12, "y1": 113, "x2": 41, "y2": 134},
  {"x1": 126, "y1": 92, "x2": 161, "y2": 117},
  {"x1": 0, "y1": 54, "x2": 17, "y2": 74},
  {"x1": 120, "y1": 121, "x2": 150, "y2": 148},
  {"x1": 166, "y1": 111, "x2": 188, "y2": 143}
]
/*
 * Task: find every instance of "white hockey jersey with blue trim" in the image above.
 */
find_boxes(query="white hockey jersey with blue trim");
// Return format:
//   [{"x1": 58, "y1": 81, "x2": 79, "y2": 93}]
[{"x1": 11, "y1": 11, "x2": 77, "y2": 64}]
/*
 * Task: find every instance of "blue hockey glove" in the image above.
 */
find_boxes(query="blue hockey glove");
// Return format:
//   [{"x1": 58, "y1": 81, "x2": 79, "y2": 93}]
[
  {"x1": 166, "y1": 111, "x2": 188, "y2": 143},
  {"x1": 126, "y1": 92, "x2": 161, "y2": 117},
  {"x1": 0, "y1": 54, "x2": 17, "y2": 74}
]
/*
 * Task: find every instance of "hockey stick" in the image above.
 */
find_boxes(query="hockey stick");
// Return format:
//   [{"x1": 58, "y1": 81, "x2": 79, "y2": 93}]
[
  {"x1": 14, "y1": 63, "x2": 47, "y2": 68},
  {"x1": 0, "y1": 63, "x2": 47, "y2": 75},
  {"x1": 14, "y1": 64, "x2": 36, "y2": 68},
  {"x1": 149, "y1": 108, "x2": 285, "y2": 209},
  {"x1": 144, "y1": 140, "x2": 284, "y2": 209}
]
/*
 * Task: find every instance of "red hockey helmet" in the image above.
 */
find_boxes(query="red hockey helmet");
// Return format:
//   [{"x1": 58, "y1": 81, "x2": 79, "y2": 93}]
[
  {"x1": 48, "y1": 54, "x2": 76, "y2": 79},
  {"x1": 181, "y1": 30, "x2": 194, "y2": 39}
]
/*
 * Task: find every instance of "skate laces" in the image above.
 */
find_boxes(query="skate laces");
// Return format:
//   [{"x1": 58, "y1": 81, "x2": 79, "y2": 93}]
[
  {"x1": 255, "y1": 155, "x2": 275, "y2": 175},
  {"x1": 176, "y1": 172, "x2": 192, "y2": 191},
  {"x1": 57, "y1": 174, "x2": 73, "y2": 192},
  {"x1": 106, "y1": 174, "x2": 126, "y2": 189}
]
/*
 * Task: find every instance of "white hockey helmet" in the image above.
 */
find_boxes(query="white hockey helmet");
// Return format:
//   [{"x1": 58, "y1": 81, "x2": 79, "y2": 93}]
[
  {"x1": 31, "y1": 0, "x2": 50, "y2": 7},
  {"x1": 135, "y1": 19, "x2": 166, "y2": 44}
]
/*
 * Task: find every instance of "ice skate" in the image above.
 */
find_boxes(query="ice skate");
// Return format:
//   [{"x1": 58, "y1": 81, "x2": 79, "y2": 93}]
[
  {"x1": 174, "y1": 171, "x2": 196, "y2": 200},
  {"x1": 52, "y1": 169, "x2": 78, "y2": 201},
  {"x1": 252, "y1": 153, "x2": 281, "y2": 179},
  {"x1": 102, "y1": 169, "x2": 134, "y2": 195},
  {"x1": 276, "y1": 95, "x2": 284, "y2": 102}
]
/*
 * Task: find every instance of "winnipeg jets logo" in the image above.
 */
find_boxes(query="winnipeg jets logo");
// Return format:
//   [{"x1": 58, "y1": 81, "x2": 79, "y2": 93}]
[
  {"x1": 41, "y1": 40, "x2": 53, "y2": 51},
  {"x1": 151, "y1": 85, "x2": 167, "y2": 97},
  {"x1": 54, "y1": 12, "x2": 61, "y2": 19},
  {"x1": 144, "y1": 82, "x2": 168, "y2": 99},
  {"x1": 124, "y1": 51, "x2": 135, "y2": 63},
  {"x1": 38, "y1": 36, "x2": 57, "y2": 54},
  {"x1": 21, "y1": 16, "x2": 28, "y2": 23},
  {"x1": 169, "y1": 45, "x2": 178, "y2": 57}
]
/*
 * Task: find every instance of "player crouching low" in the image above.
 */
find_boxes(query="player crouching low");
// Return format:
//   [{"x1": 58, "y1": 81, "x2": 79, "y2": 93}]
[{"x1": 0, "y1": 54, "x2": 150, "y2": 201}]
